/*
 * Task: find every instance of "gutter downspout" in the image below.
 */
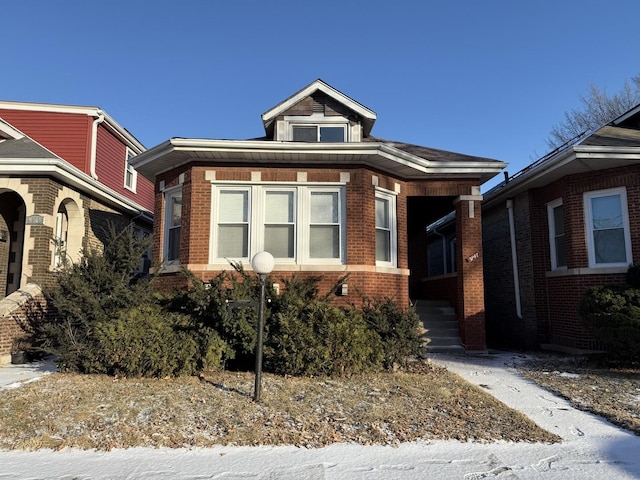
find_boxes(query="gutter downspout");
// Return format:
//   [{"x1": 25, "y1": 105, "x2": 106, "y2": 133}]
[
  {"x1": 90, "y1": 112, "x2": 105, "y2": 180},
  {"x1": 506, "y1": 199, "x2": 523, "y2": 319}
]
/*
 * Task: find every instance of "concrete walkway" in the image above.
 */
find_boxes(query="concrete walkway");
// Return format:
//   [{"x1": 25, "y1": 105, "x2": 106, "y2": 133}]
[
  {"x1": 0, "y1": 356, "x2": 56, "y2": 390},
  {"x1": 0, "y1": 352, "x2": 639, "y2": 479}
]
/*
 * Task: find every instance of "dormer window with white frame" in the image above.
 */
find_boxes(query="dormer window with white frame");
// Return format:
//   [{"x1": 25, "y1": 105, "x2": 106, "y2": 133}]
[
  {"x1": 292, "y1": 124, "x2": 346, "y2": 142},
  {"x1": 124, "y1": 148, "x2": 137, "y2": 192},
  {"x1": 277, "y1": 115, "x2": 356, "y2": 142}
]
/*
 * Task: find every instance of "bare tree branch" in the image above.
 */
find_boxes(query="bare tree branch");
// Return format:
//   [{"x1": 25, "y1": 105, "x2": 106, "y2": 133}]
[{"x1": 546, "y1": 76, "x2": 640, "y2": 150}]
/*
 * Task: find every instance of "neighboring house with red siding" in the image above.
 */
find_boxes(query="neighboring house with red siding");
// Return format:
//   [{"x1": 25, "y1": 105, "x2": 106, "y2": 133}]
[
  {"x1": 427, "y1": 103, "x2": 640, "y2": 353},
  {"x1": 0, "y1": 101, "x2": 153, "y2": 363},
  {"x1": 131, "y1": 80, "x2": 506, "y2": 352}
]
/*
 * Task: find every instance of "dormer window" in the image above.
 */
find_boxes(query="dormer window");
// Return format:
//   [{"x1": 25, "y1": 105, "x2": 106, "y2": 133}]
[{"x1": 292, "y1": 125, "x2": 346, "y2": 142}]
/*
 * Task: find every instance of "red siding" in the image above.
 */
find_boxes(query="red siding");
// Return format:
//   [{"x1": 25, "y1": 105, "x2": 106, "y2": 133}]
[
  {"x1": 0, "y1": 109, "x2": 92, "y2": 172},
  {"x1": 94, "y1": 125, "x2": 154, "y2": 211}
]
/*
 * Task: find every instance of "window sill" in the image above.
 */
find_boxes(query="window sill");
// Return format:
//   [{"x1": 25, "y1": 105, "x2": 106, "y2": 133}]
[
  {"x1": 546, "y1": 266, "x2": 628, "y2": 277},
  {"x1": 152, "y1": 263, "x2": 181, "y2": 274}
]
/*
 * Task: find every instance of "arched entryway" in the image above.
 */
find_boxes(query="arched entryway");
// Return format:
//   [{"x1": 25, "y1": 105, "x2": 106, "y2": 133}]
[
  {"x1": 0, "y1": 190, "x2": 26, "y2": 297},
  {"x1": 53, "y1": 197, "x2": 83, "y2": 268}
]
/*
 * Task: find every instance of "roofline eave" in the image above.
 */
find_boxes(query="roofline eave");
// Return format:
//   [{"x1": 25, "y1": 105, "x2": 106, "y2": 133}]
[
  {"x1": 132, "y1": 138, "x2": 506, "y2": 183},
  {"x1": 0, "y1": 158, "x2": 152, "y2": 218},
  {"x1": 485, "y1": 143, "x2": 640, "y2": 208}
]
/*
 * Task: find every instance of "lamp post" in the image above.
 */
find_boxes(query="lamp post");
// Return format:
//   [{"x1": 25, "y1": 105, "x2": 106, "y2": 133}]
[{"x1": 250, "y1": 251, "x2": 274, "y2": 402}]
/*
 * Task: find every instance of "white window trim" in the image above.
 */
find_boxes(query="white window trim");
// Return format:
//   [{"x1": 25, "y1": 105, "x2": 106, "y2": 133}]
[
  {"x1": 375, "y1": 188, "x2": 398, "y2": 268},
  {"x1": 124, "y1": 148, "x2": 137, "y2": 192},
  {"x1": 583, "y1": 187, "x2": 632, "y2": 268},
  {"x1": 213, "y1": 186, "x2": 253, "y2": 262},
  {"x1": 284, "y1": 114, "x2": 350, "y2": 142},
  {"x1": 209, "y1": 183, "x2": 346, "y2": 266},
  {"x1": 547, "y1": 198, "x2": 566, "y2": 271},
  {"x1": 163, "y1": 186, "x2": 182, "y2": 265}
]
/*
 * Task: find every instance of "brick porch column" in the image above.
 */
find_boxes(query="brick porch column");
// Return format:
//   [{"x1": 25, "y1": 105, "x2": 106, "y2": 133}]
[{"x1": 454, "y1": 194, "x2": 486, "y2": 351}]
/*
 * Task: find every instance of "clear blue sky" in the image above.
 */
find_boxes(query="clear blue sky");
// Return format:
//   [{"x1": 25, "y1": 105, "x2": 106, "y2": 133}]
[{"x1": 3, "y1": 0, "x2": 639, "y2": 190}]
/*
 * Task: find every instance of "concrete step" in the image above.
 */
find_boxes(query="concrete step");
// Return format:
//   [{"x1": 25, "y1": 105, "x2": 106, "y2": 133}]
[
  {"x1": 414, "y1": 299, "x2": 463, "y2": 353},
  {"x1": 423, "y1": 327, "x2": 459, "y2": 337},
  {"x1": 422, "y1": 344, "x2": 466, "y2": 354},
  {"x1": 421, "y1": 313, "x2": 457, "y2": 323},
  {"x1": 423, "y1": 336, "x2": 463, "y2": 347},
  {"x1": 414, "y1": 300, "x2": 450, "y2": 308}
]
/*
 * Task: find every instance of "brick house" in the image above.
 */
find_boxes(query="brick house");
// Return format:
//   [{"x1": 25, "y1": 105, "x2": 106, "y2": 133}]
[
  {"x1": 0, "y1": 102, "x2": 153, "y2": 363},
  {"x1": 479, "y1": 104, "x2": 640, "y2": 352},
  {"x1": 131, "y1": 80, "x2": 505, "y2": 351}
]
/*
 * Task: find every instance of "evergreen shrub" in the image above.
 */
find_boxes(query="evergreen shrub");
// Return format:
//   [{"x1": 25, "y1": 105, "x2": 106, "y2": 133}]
[
  {"x1": 579, "y1": 283, "x2": 640, "y2": 365},
  {"x1": 362, "y1": 298, "x2": 424, "y2": 368},
  {"x1": 95, "y1": 305, "x2": 228, "y2": 377},
  {"x1": 162, "y1": 264, "x2": 267, "y2": 370},
  {"x1": 265, "y1": 297, "x2": 383, "y2": 376}
]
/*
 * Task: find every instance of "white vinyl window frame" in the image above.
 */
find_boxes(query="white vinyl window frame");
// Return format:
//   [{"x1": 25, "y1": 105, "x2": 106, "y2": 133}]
[
  {"x1": 547, "y1": 198, "x2": 567, "y2": 270},
  {"x1": 284, "y1": 115, "x2": 349, "y2": 142},
  {"x1": 263, "y1": 188, "x2": 297, "y2": 260},
  {"x1": 210, "y1": 183, "x2": 346, "y2": 266},
  {"x1": 163, "y1": 186, "x2": 182, "y2": 265},
  {"x1": 583, "y1": 187, "x2": 632, "y2": 268},
  {"x1": 215, "y1": 187, "x2": 252, "y2": 260},
  {"x1": 375, "y1": 188, "x2": 398, "y2": 267},
  {"x1": 124, "y1": 148, "x2": 137, "y2": 192},
  {"x1": 291, "y1": 124, "x2": 347, "y2": 142},
  {"x1": 306, "y1": 188, "x2": 344, "y2": 262}
]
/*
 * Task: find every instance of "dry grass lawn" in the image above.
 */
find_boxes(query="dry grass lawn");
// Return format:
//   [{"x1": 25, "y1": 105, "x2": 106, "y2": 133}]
[
  {"x1": 0, "y1": 361, "x2": 559, "y2": 450},
  {"x1": 519, "y1": 355, "x2": 640, "y2": 436}
]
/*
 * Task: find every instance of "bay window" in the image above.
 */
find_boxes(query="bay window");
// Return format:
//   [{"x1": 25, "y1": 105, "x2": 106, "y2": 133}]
[{"x1": 211, "y1": 184, "x2": 345, "y2": 264}]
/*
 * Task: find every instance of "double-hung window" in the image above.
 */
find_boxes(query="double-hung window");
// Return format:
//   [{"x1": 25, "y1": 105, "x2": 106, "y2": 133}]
[
  {"x1": 264, "y1": 190, "x2": 295, "y2": 258},
  {"x1": 584, "y1": 187, "x2": 632, "y2": 267},
  {"x1": 124, "y1": 149, "x2": 137, "y2": 191},
  {"x1": 164, "y1": 188, "x2": 182, "y2": 263},
  {"x1": 211, "y1": 185, "x2": 345, "y2": 264},
  {"x1": 547, "y1": 198, "x2": 567, "y2": 270},
  {"x1": 309, "y1": 191, "x2": 340, "y2": 258},
  {"x1": 217, "y1": 189, "x2": 250, "y2": 258},
  {"x1": 375, "y1": 190, "x2": 397, "y2": 266}
]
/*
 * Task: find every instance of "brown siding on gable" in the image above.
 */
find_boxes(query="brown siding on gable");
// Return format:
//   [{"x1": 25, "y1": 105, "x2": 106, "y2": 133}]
[
  {"x1": 0, "y1": 109, "x2": 92, "y2": 172},
  {"x1": 278, "y1": 93, "x2": 358, "y2": 119}
]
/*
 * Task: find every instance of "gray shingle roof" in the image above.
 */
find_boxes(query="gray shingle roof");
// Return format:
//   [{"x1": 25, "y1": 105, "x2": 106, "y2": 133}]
[
  {"x1": 0, "y1": 137, "x2": 58, "y2": 159},
  {"x1": 365, "y1": 135, "x2": 502, "y2": 164}
]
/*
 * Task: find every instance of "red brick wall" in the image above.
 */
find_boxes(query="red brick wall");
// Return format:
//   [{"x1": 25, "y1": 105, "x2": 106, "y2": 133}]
[
  {"x1": 485, "y1": 164, "x2": 640, "y2": 352},
  {"x1": 153, "y1": 164, "x2": 416, "y2": 305},
  {"x1": 421, "y1": 274, "x2": 457, "y2": 307},
  {"x1": 153, "y1": 268, "x2": 410, "y2": 309},
  {"x1": 456, "y1": 198, "x2": 486, "y2": 350}
]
